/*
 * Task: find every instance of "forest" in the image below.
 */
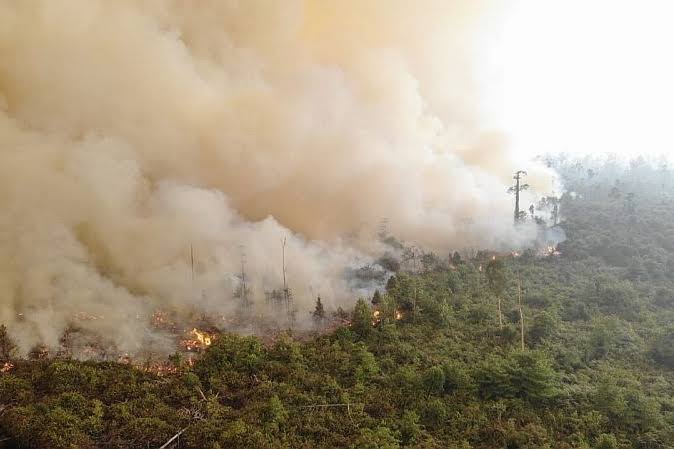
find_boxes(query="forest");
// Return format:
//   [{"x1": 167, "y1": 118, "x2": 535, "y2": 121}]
[{"x1": 2, "y1": 155, "x2": 674, "y2": 449}]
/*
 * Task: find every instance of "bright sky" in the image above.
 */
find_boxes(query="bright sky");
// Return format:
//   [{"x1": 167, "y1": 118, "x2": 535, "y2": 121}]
[{"x1": 485, "y1": 0, "x2": 674, "y2": 160}]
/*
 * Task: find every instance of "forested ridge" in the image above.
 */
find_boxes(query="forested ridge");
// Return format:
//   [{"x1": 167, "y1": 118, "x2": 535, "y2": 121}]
[{"x1": 3, "y1": 156, "x2": 674, "y2": 449}]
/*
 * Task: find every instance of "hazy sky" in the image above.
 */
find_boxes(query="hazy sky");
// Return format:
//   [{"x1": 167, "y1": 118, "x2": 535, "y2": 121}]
[{"x1": 484, "y1": 0, "x2": 674, "y2": 160}]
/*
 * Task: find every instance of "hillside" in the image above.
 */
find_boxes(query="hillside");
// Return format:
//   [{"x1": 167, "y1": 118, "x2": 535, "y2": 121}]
[{"x1": 2, "y1": 156, "x2": 674, "y2": 449}]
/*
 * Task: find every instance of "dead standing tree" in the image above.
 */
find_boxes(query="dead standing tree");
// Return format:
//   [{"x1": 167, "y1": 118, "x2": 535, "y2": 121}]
[
  {"x1": 234, "y1": 246, "x2": 252, "y2": 319},
  {"x1": 190, "y1": 243, "x2": 195, "y2": 286},
  {"x1": 508, "y1": 170, "x2": 530, "y2": 225},
  {"x1": 265, "y1": 238, "x2": 295, "y2": 325},
  {"x1": 282, "y1": 238, "x2": 296, "y2": 326}
]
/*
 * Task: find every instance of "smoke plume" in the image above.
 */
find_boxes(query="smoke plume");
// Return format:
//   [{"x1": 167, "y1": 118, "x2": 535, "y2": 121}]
[{"x1": 0, "y1": 0, "x2": 553, "y2": 355}]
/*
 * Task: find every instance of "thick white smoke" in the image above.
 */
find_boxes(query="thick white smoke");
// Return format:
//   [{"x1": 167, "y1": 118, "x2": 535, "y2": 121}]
[{"x1": 0, "y1": 0, "x2": 553, "y2": 355}]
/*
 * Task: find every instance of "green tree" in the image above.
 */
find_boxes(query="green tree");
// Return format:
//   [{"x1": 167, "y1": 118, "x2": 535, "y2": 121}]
[
  {"x1": 485, "y1": 258, "x2": 507, "y2": 328},
  {"x1": 398, "y1": 410, "x2": 421, "y2": 445},
  {"x1": 0, "y1": 375, "x2": 34, "y2": 403},
  {"x1": 194, "y1": 333, "x2": 264, "y2": 390},
  {"x1": 475, "y1": 351, "x2": 557, "y2": 404},
  {"x1": 528, "y1": 311, "x2": 560, "y2": 345},
  {"x1": 313, "y1": 296, "x2": 326, "y2": 323},
  {"x1": 352, "y1": 427, "x2": 400, "y2": 449},
  {"x1": 423, "y1": 366, "x2": 446, "y2": 396},
  {"x1": 352, "y1": 298, "x2": 372, "y2": 338},
  {"x1": 507, "y1": 350, "x2": 558, "y2": 404},
  {"x1": 441, "y1": 361, "x2": 474, "y2": 394},
  {"x1": 0, "y1": 324, "x2": 17, "y2": 361},
  {"x1": 420, "y1": 398, "x2": 448, "y2": 427},
  {"x1": 651, "y1": 327, "x2": 674, "y2": 368},
  {"x1": 586, "y1": 317, "x2": 639, "y2": 361},
  {"x1": 262, "y1": 395, "x2": 288, "y2": 431},
  {"x1": 595, "y1": 433, "x2": 619, "y2": 449}
]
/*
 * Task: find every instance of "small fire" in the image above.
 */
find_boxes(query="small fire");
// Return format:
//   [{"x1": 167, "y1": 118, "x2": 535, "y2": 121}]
[
  {"x1": 191, "y1": 328, "x2": 212, "y2": 346},
  {"x1": 146, "y1": 362, "x2": 179, "y2": 376},
  {"x1": 371, "y1": 310, "x2": 382, "y2": 326},
  {"x1": 182, "y1": 328, "x2": 214, "y2": 351},
  {"x1": 395, "y1": 310, "x2": 403, "y2": 320},
  {"x1": 151, "y1": 310, "x2": 176, "y2": 329},
  {"x1": 541, "y1": 245, "x2": 561, "y2": 257},
  {"x1": 1, "y1": 361, "x2": 14, "y2": 373}
]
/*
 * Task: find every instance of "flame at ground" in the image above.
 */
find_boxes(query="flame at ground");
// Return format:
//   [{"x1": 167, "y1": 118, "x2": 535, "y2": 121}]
[
  {"x1": 192, "y1": 329, "x2": 212, "y2": 346},
  {"x1": 181, "y1": 328, "x2": 214, "y2": 351},
  {"x1": 1, "y1": 361, "x2": 14, "y2": 373}
]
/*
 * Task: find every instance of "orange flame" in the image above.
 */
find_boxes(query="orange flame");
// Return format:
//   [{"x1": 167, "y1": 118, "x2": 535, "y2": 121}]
[
  {"x1": 1, "y1": 361, "x2": 14, "y2": 373},
  {"x1": 371, "y1": 310, "x2": 382, "y2": 326},
  {"x1": 191, "y1": 328, "x2": 212, "y2": 346}
]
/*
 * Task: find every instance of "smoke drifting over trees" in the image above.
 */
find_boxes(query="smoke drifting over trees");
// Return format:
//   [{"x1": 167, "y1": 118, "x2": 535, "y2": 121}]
[{"x1": 0, "y1": 1, "x2": 554, "y2": 354}]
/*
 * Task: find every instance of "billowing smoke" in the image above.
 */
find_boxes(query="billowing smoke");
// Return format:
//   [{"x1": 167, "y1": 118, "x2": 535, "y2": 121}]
[{"x1": 0, "y1": 0, "x2": 554, "y2": 355}]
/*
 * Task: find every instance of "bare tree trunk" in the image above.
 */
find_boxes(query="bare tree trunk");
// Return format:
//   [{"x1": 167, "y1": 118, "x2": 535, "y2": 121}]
[
  {"x1": 190, "y1": 243, "x2": 195, "y2": 286},
  {"x1": 282, "y1": 238, "x2": 287, "y2": 293},
  {"x1": 517, "y1": 275, "x2": 525, "y2": 350},
  {"x1": 497, "y1": 296, "x2": 503, "y2": 329},
  {"x1": 282, "y1": 237, "x2": 295, "y2": 326},
  {"x1": 413, "y1": 287, "x2": 417, "y2": 323}
]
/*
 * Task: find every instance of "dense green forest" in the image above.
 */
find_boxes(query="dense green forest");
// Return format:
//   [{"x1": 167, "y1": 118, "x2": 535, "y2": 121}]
[{"x1": 3, "y1": 155, "x2": 674, "y2": 449}]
